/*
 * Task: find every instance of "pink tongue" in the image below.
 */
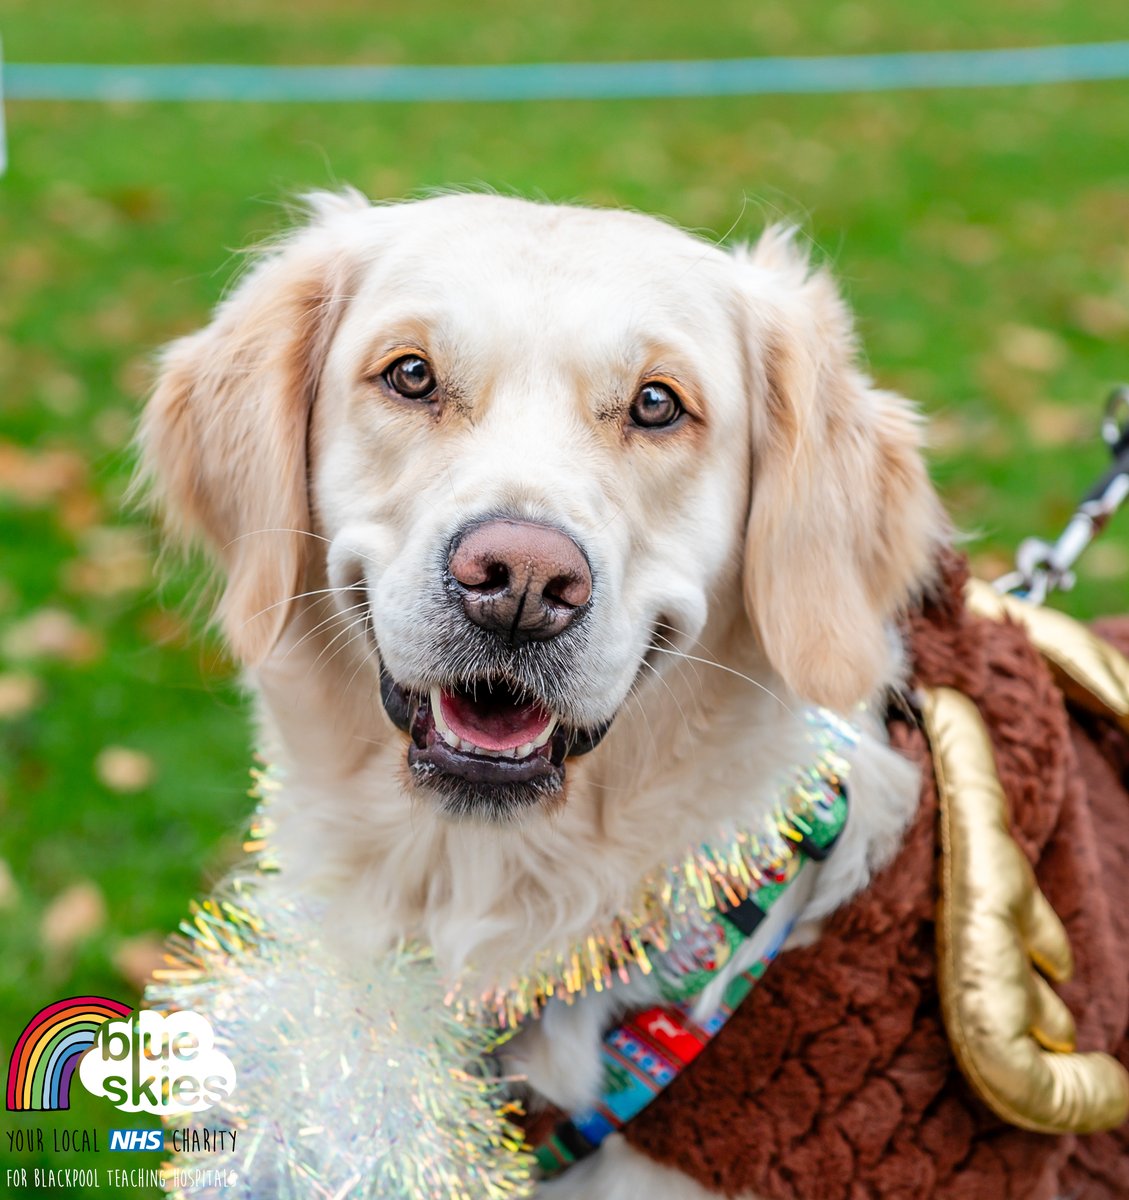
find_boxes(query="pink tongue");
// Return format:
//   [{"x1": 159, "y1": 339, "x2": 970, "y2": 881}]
[{"x1": 439, "y1": 689, "x2": 553, "y2": 751}]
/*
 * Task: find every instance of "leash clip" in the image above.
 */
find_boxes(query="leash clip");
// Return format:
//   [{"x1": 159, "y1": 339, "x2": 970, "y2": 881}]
[{"x1": 995, "y1": 386, "x2": 1129, "y2": 604}]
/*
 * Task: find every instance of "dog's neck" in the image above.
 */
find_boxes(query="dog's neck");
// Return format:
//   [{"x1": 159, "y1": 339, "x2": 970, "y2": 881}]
[{"x1": 248, "y1": 598, "x2": 861, "y2": 987}]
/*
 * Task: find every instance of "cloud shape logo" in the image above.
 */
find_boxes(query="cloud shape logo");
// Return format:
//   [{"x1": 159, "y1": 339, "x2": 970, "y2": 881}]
[{"x1": 78, "y1": 1009, "x2": 236, "y2": 1114}]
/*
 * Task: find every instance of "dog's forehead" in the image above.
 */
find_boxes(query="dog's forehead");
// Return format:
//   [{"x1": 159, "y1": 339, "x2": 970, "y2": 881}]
[{"x1": 345, "y1": 195, "x2": 736, "y2": 334}]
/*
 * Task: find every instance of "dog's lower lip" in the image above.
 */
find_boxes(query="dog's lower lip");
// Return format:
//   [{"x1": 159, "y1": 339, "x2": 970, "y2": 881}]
[{"x1": 377, "y1": 666, "x2": 612, "y2": 772}]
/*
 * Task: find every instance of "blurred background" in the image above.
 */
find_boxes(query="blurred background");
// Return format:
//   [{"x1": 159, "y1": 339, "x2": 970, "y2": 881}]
[{"x1": 1, "y1": 1, "x2": 1127, "y2": 1195}]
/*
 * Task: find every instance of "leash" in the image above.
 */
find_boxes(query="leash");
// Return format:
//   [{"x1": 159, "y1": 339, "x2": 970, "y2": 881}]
[{"x1": 995, "y1": 386, "x2": 1129, "y2": 604}]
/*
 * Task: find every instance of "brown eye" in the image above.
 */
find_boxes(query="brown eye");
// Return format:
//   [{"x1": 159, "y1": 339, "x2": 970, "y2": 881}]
[
  {"x1": 384, "y1": 355, "x2": 437, "y2": 400},
  {"x1": 629, "y1": 382, "x2": 683, "y2": 429}
]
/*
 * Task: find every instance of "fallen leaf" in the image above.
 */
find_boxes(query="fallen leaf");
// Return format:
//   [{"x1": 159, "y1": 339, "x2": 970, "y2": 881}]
[
  {"x1": 113, "y1": 935, "x2": 169, "y2": 991},
  {"x1": 91, "y1": 407, "x2": 135, "y2": 450},
  {"x1": 95, "y1": 746, "x2": 155, "y2": 793},
  {"x1": 107, "y1": 185, "x2": 168, "y2": 224},
  {"x1": 139, "y1": 608, "x2": 193, "y2": 649},
  {"x1": 947, "y1": 224, "x2": 999, "y2": 266},
  {"x1": 929, "y1": 413, "x2": 968, "y2": 453},
  {"x1": 927, "y1": 412, "x2": 1012, "y2": 458},
  {"x1": 0, "y1": 442, "x2": 87, "y2": 504},
  {"x1": 63, "y1": 525, "x2": 151, "y2": 597},
  {"x1": 45, "y1": 182, "x2": 118, "y2": 239},
  {"x1": 5, "y1": 245, "x2": 50, "y2": 287},
  {"x1": 0, "y1": 673, "x2": 43, "y2": 720},
  {"x1": 91, "y1": 301, "x2": 140, "y2": 344},
  {"x1": 115, "y1": 353, "x2": 154, "y2": 400},
  {"x1": 0, "y1": 859, "x2": 17, "y2": 908},
  {"x1": 39, "y1": 369, "x2": 85, "y2": 417},
  {"x1": 1026, "y1": 403, "x2": 1090, "y2": 447},
  {"x1": 1070, "y1": 294, "x2": 1129, "y2": 338},
  {"x1": 40, "y1": 881, "x2": 107, "y2": 952},
  {"x1": 998, "y1": 324, "x2": 1067, "y2": 374},
  {"x1": 1, "y1": 609, "x2": 103, "y2": 664},
  {"x1": 56, "y1": 488, "x2": 104, "y2": 534},
  {"x1": 976, "y1": 355, "x2": 1041, "y2": 415}
]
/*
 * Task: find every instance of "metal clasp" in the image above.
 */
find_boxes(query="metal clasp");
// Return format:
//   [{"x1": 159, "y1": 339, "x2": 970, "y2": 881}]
[{"x1": 995, "y1": 387, "x2": 1129, "y2": 604}]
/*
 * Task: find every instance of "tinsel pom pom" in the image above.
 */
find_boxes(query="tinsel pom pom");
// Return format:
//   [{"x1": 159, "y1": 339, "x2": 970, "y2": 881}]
[{"x1": 146, "y1": 883, "x2": 533, "y2": 1200}]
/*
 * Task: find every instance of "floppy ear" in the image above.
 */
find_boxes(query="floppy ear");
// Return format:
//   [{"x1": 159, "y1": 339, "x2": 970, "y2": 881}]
[
  {"x1": 137, "y1": 194, "x2": 363, "y2": 664},
  {"x1": 735, "y1": 227, "x2": 947, "y2": 711}
]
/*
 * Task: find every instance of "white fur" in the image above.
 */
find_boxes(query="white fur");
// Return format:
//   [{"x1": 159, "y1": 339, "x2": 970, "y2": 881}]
[{"x1": 139, "y1": 192, "x2": 949, "y2": 1198}]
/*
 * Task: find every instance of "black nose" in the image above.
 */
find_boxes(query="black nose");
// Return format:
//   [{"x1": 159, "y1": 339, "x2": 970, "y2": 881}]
[{"x1": 446, "y1": 519, "x2": 592, "y2": 644}]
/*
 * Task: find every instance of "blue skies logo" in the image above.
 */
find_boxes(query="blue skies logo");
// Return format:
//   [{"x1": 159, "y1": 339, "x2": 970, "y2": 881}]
[{"x1": 79, "y1": 1010, "x2": 236, "y2": 1114}]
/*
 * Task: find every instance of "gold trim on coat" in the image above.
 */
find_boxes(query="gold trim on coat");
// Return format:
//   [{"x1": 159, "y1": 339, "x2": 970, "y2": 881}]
[{"x1": 924, "y1": 684, "x2": 1129, "y2": 1134}]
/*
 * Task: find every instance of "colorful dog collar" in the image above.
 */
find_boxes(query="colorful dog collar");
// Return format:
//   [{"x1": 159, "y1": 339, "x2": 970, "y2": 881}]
[{"x1": 535, "y1": 780, "x2": 849, "y2": 1177}]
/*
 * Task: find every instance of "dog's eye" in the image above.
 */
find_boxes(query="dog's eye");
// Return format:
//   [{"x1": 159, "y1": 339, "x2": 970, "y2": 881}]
[
  {"x1": 629, "y1": 382, "x2": 683, "y2": 430},
  {"x1": 384, "y1": 355, "x2": 437, "y2": 401}
]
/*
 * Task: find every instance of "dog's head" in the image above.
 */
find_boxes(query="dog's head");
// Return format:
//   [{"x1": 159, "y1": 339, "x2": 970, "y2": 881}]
[{"x1": 140, "y1": 192, "x2": 944, "y2": 820}]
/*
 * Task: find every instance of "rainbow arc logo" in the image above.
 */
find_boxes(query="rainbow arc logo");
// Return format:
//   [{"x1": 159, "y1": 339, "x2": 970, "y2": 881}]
[{"x1": 6, "y1": 995, "x2": 132, "y2": 1111}]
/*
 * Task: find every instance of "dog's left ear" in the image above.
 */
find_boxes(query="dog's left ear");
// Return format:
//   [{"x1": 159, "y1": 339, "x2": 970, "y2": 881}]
[{"x1": 734, "y1": 227, "x2": 947, "y2": 711}]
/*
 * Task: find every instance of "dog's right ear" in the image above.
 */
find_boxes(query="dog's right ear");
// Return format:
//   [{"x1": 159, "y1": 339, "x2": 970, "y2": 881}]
[{"x1": 137, "y1": 192, "x2": 365, "y2": 665}]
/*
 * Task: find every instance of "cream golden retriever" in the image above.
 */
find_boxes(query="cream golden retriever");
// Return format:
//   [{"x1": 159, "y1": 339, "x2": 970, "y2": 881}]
[{"x1": 140, "y1": 190, "x2": 946, "y2": 1197}]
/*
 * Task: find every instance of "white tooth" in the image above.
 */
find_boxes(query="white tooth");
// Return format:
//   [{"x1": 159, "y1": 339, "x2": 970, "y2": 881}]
[
  {"x1": 458, "y1": 739, "x2": 478, "y2": 754},
  {"x1": 441, "y1": 729, "x2": 459, "y2": 749},
  {"x1": 515, "y1": 741, "x2": 534, "y2": 758},
  {"x1": 498, "y1": 747, "x2": 518, "y2": 758},
  {"x1": 531, "y1": 715, "x2": 560, "y2": 749},
  {"x1": 431, "y1": 688, "x2": 451, "y2": 734}
]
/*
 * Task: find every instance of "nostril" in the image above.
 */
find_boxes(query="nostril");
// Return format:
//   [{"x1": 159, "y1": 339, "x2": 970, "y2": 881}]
[
  {"x1": 544, "y1": 572, "x2": 591, "y2": 609},
  {"x1": 449, "y1": 550, "x2": 509, "y2": 593},
  {"x1": 478, "y1": 561, "x2": 509, "y2": 592}
]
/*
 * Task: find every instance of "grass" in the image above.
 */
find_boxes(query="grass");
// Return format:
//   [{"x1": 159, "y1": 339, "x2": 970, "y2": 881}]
[{"x1": 1, "y1": 3, "x2": 1128, "y2": 1196}]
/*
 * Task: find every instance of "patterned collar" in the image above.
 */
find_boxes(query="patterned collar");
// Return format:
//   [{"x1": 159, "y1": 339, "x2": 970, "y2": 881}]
[{"x1": 534, "y1": 766, "x2": 851, "y2": 1177}]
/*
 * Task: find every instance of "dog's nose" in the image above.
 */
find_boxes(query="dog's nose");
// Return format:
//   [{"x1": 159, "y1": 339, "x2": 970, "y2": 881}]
[{"x1": 447, "y1": 519, "x2": 592, "y2": 643}]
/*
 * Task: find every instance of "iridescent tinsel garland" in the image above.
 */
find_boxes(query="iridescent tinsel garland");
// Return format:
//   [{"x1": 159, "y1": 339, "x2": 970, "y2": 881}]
[
  {"x1": 148, "y1": 887, "x2": 535, "y2": 1200},
  {"x1": 449, "y1": 707, "x2": 859, "y2": 1027},
  {"x1": 145, "y1": 706, "x2": 858, "y2": 1199}
]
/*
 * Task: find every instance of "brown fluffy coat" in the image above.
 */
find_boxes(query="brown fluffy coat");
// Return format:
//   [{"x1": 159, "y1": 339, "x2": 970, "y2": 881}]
[{"x1": 625, "y1": 556, "x2": 1129, "y2": 1199}]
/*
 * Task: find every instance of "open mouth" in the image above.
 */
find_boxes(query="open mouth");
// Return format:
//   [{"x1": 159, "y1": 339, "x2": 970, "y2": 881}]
[{"x1": 379, "y1": 669, "x2": 611, "y2": 816}]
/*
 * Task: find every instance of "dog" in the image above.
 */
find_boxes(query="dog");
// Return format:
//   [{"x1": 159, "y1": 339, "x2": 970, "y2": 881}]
[{"x1": 138, "y1": 190, "x2": 954, "y2": 1197}]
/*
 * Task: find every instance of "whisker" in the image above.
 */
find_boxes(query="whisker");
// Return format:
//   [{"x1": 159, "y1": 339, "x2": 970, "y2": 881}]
[
  {"x1": 278, "y1": 600, "x2": 370, "y2": 665},
  {"x1": 647, "y1": 646, "x2": 792, "y2": 715},
  {"x1": 221, "y1": 526, "x2": 382, "y2": 576},
  {"x1": 235, "y1": 585, "x2": 355, "y2": 631},
  {"x1": 651, "y1": 622, "x2": 764, "y2": 700},
  {"x1": 638, "y1": 657, "x2": 693, "y2": 741},
  {"x1": 652, "y1": 619, "x2": 727, "y2": 666},
  {"x1": 342, "y1": 638, "x2": 386, "y2": 703},
  {"x1": 648, "y1": 628, "x2": 705, "y2": 694},
  {"x1": 302, "y1": 614, "x2": 370, "y2": 687},
  {"x1": 304, "y1": 627, "x2": 378, "y2": 708},
  {"x1": 224, "y1": 527, "x2": 341, "y2": 552}
]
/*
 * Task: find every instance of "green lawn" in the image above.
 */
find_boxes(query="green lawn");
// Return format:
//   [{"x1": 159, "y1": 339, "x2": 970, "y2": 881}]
[{"x1": 2, "y1": 3, "x2": 1128, "y2": 1196}]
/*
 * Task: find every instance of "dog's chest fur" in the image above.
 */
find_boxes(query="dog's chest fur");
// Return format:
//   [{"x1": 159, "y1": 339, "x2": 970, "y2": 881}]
[{"x1": 250, "y1": 615, "x2": 924, "y2": 1198}]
